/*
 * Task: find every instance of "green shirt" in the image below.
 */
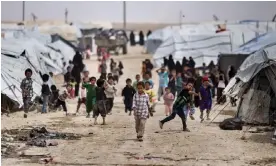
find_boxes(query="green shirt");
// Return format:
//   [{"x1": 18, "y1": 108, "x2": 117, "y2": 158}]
[{"x1": 83, "y1": 83, "x2": 96, "y2": 104}]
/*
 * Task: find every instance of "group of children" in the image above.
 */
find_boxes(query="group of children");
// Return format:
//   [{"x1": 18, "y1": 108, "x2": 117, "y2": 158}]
[{"x1": 20, "y1": 56, "x2": 215, "y2": 142}]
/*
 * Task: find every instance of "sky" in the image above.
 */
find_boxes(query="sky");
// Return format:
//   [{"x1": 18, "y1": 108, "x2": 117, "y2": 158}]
[{"x1": 2, "y1": 1, "x2": 276, "y2": 23}]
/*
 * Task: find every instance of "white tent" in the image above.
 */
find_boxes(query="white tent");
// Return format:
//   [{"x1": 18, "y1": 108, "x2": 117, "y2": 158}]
[{"x1": 146, "y1": 21, "x2": 276, "y2": 68}]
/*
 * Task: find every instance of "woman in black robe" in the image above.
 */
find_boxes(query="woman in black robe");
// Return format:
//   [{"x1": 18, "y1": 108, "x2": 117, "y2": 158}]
[
  {"x1": 208, "y1": 61, "x2": 216, "y2": 72},
  {"x1": 147, "y1": 30, "x2": 152, "y2": 37},
  {"x1": 182, "y1": 57, "x2": 188, "y2": 68},
  {"x1": 129, "y1": 31, "x2": 135, "y2": 46},
  {"x1": 188, "y1": 57, "x2": 196, "y2": 68},
  {"x1": 71, "y1": 51, "x2": 85, "y2": 97},
  {"x1": 163, "y1": 57, "x2": 168, "y2": 67},
  {"x1": 175, "y1": 61, "x2": 182, "y2": 74},
  {"x1": 139, "y1": 31, "x2": 145, "y2": 46},
  {"x1": 167, "y1": 55, "x2": 175, "y2": 72}
]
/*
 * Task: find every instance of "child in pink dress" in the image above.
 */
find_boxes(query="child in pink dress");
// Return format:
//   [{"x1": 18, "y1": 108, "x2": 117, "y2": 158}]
[{"x1": 163, "y1": 87, "x2": 175, "y2": 116}]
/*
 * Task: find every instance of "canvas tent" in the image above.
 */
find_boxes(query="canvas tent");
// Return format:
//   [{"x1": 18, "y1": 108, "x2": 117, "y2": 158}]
[
  {"x1": 146, "y1": 21, "x2": 276, "y2": 68},
  {"x1": 224, "y1": 44, "x2": 276, "y2": 125},
  {"x1": 218, "y1": 31, "x2": 276, "y2": 75}
]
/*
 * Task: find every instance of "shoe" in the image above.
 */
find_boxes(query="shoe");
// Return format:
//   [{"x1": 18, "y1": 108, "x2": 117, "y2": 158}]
[
  {"x1": 183, "y1": 128, "x2": 190, "y2": 132},
  {"x1": 200, "y1": 113, "x2": 203, "y2": 120},
  {"x1": 138, "y1": 137, "x2": 143, "y2": 142},
  {"x1": 190, "y1": 115, "x2": 195, "y2": 120},
  {"x1": 159, "y1": 121, "x2": 163, "y2": 129},
  {"x1": 86, "y1": 114, "x2": 90, "y2": 118},
  {"x1": 24, "y1": 114, "x2": 27, "y2": 118},
  {"x1": 129, "y1": 112, "x2": 132, "y2": 116}
]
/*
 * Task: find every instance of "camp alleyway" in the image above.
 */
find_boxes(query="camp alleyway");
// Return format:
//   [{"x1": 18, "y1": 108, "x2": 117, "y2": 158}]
[{"x1": 1, "y1": 49, "x2": 275, "y2": 166}]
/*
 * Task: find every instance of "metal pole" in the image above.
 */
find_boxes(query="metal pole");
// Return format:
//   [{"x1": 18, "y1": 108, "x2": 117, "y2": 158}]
[
  {"x1": 123, "y1": 1, "x2": 126, "y2": 29},
  {"x1": 22, "y1": 1, "x2": 25, "y2": 22}
]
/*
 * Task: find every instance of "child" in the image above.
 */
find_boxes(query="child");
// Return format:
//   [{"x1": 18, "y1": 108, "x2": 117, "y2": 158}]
[
  {"x1": 132, "y1": 74, "x2": 141, "y2": 91},
  {"x1": 83, "y1": 77, "x2": 97, "y2": 118},
  {"x1": 144, "y1": 81, "x2": 157, "y2": 114},
  {"x1": 143, "y1": 72, "x2": 154, "y2": 89},
  {"x1": 168, "y1": 69, "x2": 177, "y2": 97},
  {"x1": 20, "y1": 68, "x2": 34, "y2": 118},
  {"x1": 64, "y1": 66, "x2": 71, "y2": 85},
  {"x1": 118, "y1": 61, "x2": 124, "y2": 76},
  {"x1": 187, "y1": 87, "x2": 196, "y2": 120},
  {"x1": 156, "y1": 66, "x2": 169, "y2": 101},
  {"x1": 82, "y1": 70, "x2": 90, "y2": 83},
  {"x1": 66, "y1": 84, "x2": 75, "y2": 98},
  {"x1": 111, "y1": 62, "x2": 120, "y2": 84},
  {"x1": 163, "y1": 87, "x2": 174, "y2": 116},
  {"x1": 100, "y1": 59, "x2": 107, "y2": 80},
  {"x1": 94, "y1": 78, "x2": 109, "y2": 125},
  {"x1": 41, "y1": 74, "x2": 50, "y2": 114},
  {"x1": 132, "y1": 81, "x2": 150, "y2": 142},
  {"x1": 49, "y1": 85, "x2": 59, "y2": 110},
  {"x1": 122, "y1": 78, "x2": 136, "y2": 115},
  {"x1": 55, "y1": 90, "x2": 69, "y2": 115},
  {"x1": 104, "y1": 76, "x2": 117, "y2": 115},
  {"x1": 159, "y1": 81, "x2": 196, "y2": 132},
  {"x1": 76, "y1": 78, "x2": 88, "y2": 114},
  {"x1": 69, "y1": 77, "x2": 76, "y2": 88},
  {"x1": 199, "y1": 76, "x2": 213, "y2": 121}
]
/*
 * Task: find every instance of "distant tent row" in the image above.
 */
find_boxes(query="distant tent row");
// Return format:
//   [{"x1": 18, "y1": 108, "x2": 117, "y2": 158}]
[{"x1": 146, "y1": 21, "x2": 276, "y2": 68}]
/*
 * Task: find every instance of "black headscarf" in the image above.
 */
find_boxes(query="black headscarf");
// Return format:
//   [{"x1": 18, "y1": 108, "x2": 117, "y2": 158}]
[
  {"x1": 167, "y1": 55, "x2": 175, "y2": 71},
  {"x1": 147, "y1": 30, "x2": 152, "y2": 37},
  {"x1": 71, "y1": 51, "x2": 84, "y2": 83},
  {"x1": 182, "y1": 57, "x2": 188, "y2": 68},
  {"x1": 175, "y1": 61, "x2": 182, "y2": 74},
  {"x1": 188, "y1": 57, "x2": 195, "y2": 68},
  {"x1": 129, "y1": 31, "x2": 135, "y2": 46},
  {"x1": 139, "y1": 31, "x2": 145, "y2": 46}
]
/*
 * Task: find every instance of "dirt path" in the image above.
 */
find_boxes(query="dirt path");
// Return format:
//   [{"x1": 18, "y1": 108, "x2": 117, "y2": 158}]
[{"x1": 1, "y1": 47, "x2": 275, "y2": 166}]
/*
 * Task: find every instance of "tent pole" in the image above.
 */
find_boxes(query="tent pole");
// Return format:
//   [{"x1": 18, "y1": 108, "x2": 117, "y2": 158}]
[{"x1": 22, "y1": 1, "x2": 25, "y2": 22}]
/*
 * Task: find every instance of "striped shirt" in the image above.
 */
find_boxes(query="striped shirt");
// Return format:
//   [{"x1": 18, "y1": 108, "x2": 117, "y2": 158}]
[{"x1": 132, "y1": 92, "x2": 149, "y2": 119}]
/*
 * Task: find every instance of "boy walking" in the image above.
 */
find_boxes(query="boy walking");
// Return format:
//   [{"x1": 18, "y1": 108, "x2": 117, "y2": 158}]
[
  {"x1": 132, "y1": 81, "x2": 150, "y2": 142},
  {"x1": 83, "y1": 77, "x2": 97, "y2": 118},
  {"x1": 199, "y1": 76, "x2": 213, "y2": 121},
  {"x1": 94, "y1": 79, "x2": 109, "y2": 125},
  {"x1": 41, "y1": 74, "x2": 50, "y2": 114},
  {"x1": 159, "y1": 81, "x2": 197, "y2": 132},
  {"x1": 20, "y1": 68, "x2": 34, "y2": 118},
  {"x1": 122, "y1": 78, "x2": 136, "y2": 115}
]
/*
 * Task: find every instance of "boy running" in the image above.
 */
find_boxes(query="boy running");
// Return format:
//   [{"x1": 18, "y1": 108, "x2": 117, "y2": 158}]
[
  {"x1": 132, "y1": 81, "x2": 150, "y2": 142},
  {"x1": 83, "y1": 77, "x2": 97, "y2": 118},
  {"x1": 94, "y1": 79, "x2": 109, "y2": 125},
  {"x1": 159, "y1": 81, "x2": 197, "y2": 132},
  {"x1": 122, "y1": 78, "x2": 136, "y2": 115}
]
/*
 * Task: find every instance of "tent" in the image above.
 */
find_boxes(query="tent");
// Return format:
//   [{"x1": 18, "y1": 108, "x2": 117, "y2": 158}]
[
  {"x1": 218, "y1": 31, "x2": 276, "y2": 75},
  {"x1": 224, "y1": 44, "x2": 276, "y2": 125},
  {"x1": 146, "y1": 21, "x2": 276, "y2": 68}
]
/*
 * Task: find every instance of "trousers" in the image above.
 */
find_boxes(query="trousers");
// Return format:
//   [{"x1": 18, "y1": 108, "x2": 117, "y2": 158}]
[
  {"x1": 160, "y1": 107, "x2": 187, "y2": 129},
  {"x1": 135, "y1": 118, "x2": 147, "y2": 137}
]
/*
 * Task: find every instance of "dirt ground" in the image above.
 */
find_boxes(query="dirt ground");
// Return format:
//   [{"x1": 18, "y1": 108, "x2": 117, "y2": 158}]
[{"x1": 1, "y1": 46, "x2": 275, "y2": 166}]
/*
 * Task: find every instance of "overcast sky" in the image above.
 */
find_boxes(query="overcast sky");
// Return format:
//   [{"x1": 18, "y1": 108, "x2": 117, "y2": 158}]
[{"x1": 2, "y1": 1, "x2": 276, "y2": 23}]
